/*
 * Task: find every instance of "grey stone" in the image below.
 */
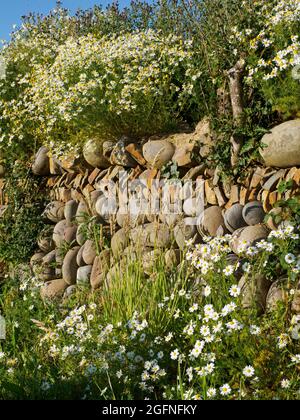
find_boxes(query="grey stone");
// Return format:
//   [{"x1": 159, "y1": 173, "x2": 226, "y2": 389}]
[
  {"x1": 32, "y1": 146, "x2": 50, "y2": 176},
  {"x1": 111, "y1": 228, "x2": 129, "y2": 258},
  {"x1": 224, "y1": 204, "x2": 247, "y2": 233},
  {"x1": 42, "y1": 201, "x2": 65, "y2": 223},
  {"x1": 53, "y1": 220, "x2": 68, "y2": 248},
  {"x1": 64, "y1": 225, "x2": 78, "y2": 244},
  {"x1": 77, "y1": 265, "x2": 92, "y2": 286},
  {"x1": 76, "y1": 245, "x2": 86, "y2": 267},
  {"x1": 266, "y1": 279, "x2": 288, "y2": 312},
  {"x1": 242, "y1": 201, "x2": 265, "y2": 226},
  {"x1": 174, "y1": 218, "x2": 199, "y2": 249},
  {"x1": 63, "y1": 285, "x2": 77, "y2": 299}
]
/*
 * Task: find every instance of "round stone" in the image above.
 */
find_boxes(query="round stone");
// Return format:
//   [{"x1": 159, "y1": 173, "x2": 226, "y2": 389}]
[
  {"x1": 242, "y1": 201, "x2": 265, "y2": 226},
  {"x1": 76, "y1": 245, "x2": 86, "y2": 267},
  {"x1": 76, "y1": 201, "x2": 89, "y2": 224},
  {"x1": 41, "y1": 279, "x2": 68, "y2": 301},
  {"x1": 142, "y1": 140, "x2": 175, "y2": 169},
  {"x1": 64, "y1": 225, "x2": 78, "y2": 244},
  {"x1": 83, "y1": 138, "x2": 110, "y2": 168},
  {"x1": 230, "y1": 225, "x2": 269, "y2": 254},
  {"x1": 76, "y1": 224, "x2": 87, "y2": 246},
  {"x1": 111, "y1": 228, "x2": 129, "y2": 258},
  {"x1": 260, "y1": 120, "x2": 300, "y2": 168},
  {"x1": 238, "y1": 274, "x2": 272, "y2": 315},
  {"x1": 197, "y1": 206, "x2": 226, "y2": 237},
  {"x1": 63, "y1": 285, "x2": 77, "y2": 299},
  {"x1": 224, "y1": 204, "x2": 247, "y2": 233},
  {"x1": 266, "y1": 279, "x2": 288, "y2": 312},
  {"x1": 43, "y1": 201, "x2": 65, "y2": 224},
  {"x1": 174, "y1": 217, "x2": 199, "y2": 249}
]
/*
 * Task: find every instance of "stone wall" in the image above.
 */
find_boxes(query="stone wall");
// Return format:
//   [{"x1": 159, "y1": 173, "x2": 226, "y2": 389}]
[{"x1": 27, "y1": 119, "x2": 300, "y2": 309}]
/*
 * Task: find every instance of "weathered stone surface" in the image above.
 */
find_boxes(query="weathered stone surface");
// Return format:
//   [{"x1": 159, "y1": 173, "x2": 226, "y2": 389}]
[
  {"x1": 165, "y1": 249, "x2": 181, "y2": 270},
  {"x1": 32, "y1": 146, "x2": 50, "y2": 176},
  {"x1": 63, "y1": 285, "x2": 77, "y2": 299},
  {"x1": 42, "y1": 250, "x2": 57, "y2": 266},
  {"x1": 197, "y1": 206, "x2": 226, "y2": 237},
  {"x1": 144, "y1": 223, "x2": 171, "y2": 248},
  {"x1": 174, "y1": 218, "x2": 199, "y2": 249},
  {"x1": 95, "y1": 195, "x2": 115, "y2": 223},
  {"x1": 55, "y1": 249, "x2": 64, "y2": 266},
  {"x1": 90, "y1": 249, "x2": 111, "y2": 290},
  {"x1": 224, "y1": 204, "x2": 247, "y2": 233},
  {"x1": 142, "y1": 250, "x2": 162, "y2": 275},
  {"x1": 76, "y1": 201, "x2": 89, "y2": 224},
  {"x1": 83, "y1": 138, "x2": 110, "y2": 168},
  {"x1": 64, "y1": 225, "x2": 77, "y2": 244},
  {"x1": 38, "y1": 230, "x2": 55, "y2": 253},
  {"x1": 76, "y1": 245, "x2": 86, "y2": 267},
  {"x1": 62, "y1": 247, "x2": 80, "y2": 285},
  {"x1": 53, "y1": 220, "x2": 68, "y2": 247},
  {"x1": 77, "y1": 265, "x2": 92, "y2": 286},
  {"x1": 39, "y1": 268, "x2": 57, "y2": 282},
  {"x1": 30, "y1": 252, "x2": 46, "y2": 266},
  {"x1": 230, "y1": 225, "x2": 269, "y2": 254},
  {"x1": 82, "y1": 240, "x2": 97, "y2": 265},
  {"x1": 172, "y1": 143, "x2": 195, "y2": 167},
  {"x1": 111, "y1": 228, "x2": 129, "y2": 258},
  {"x1": 266, "y1": 207, "x2": 283, "y2": 230},
  {"x1": 260, "y1": 120, "x2": 300, "y2": 168},
  {"x1": 143, "y1": 140, "x2": 175, "y2": 169},
  {"x1": 242, "y1": 201, "x2": 265, "y2": 226},
  {"x1": 64, "y1": 200, "x2": 79, "y2": 224},
  {"x1": 76, "y1": 224, "x2": 87, "y2": 246},
  {"x1": 292, "y1": 288, "x2": 300, "y2": 314},
  {"x1": 110, "y1": 138, "x2": 137, "y2": 167},
  {"x1": 238, "y1": 274, "x2": 272, "y2": 314},
  {"x1": 43, "y1": 201, "x2": 65, "y2": 224},
  {"x1": 0, "y1": 164, "x2": 5, "y2": 177},
  {"x1": 41, "y1": 279, "x2": 68, "y2": 301},
  {"x1": 266, "y1": 279, "x2": 288, "y2": 312}
]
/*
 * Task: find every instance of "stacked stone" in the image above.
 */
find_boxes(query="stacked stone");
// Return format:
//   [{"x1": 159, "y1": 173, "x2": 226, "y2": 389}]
[{"x1": 29, "y1": 119, "x2": 300, "y2": 311}]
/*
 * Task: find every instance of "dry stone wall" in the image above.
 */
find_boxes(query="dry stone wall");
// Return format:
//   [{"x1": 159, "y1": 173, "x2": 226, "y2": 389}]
[{"x1": 26, "y1": 119, "x2": 300, "y2": 311}]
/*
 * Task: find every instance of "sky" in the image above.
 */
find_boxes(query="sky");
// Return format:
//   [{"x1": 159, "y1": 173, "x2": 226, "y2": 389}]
[{"x1": 0, "y1": 0, "x2": 133, "y2": 42}]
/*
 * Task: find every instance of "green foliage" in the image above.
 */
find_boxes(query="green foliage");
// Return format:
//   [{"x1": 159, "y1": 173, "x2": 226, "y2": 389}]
[
  {"x1": 0, "y1": 163, "x2": 46, "y2": 265},
  {"x1": 0, "y1": 226, "x2": 300, "y2": 399}
]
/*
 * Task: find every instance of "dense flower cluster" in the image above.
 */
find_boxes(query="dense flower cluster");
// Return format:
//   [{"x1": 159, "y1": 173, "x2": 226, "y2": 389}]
[{"x1": 0, "y1": 29, "x2": 199, "y2": 157}]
